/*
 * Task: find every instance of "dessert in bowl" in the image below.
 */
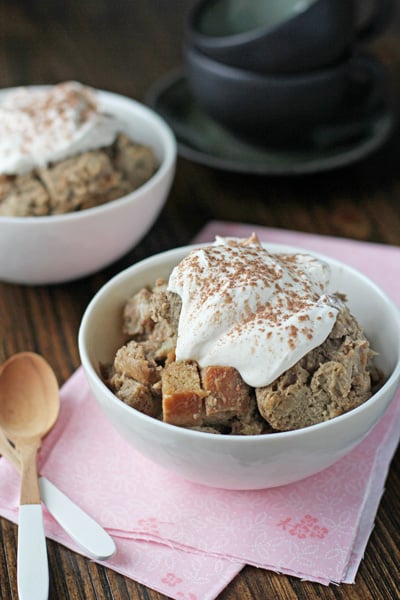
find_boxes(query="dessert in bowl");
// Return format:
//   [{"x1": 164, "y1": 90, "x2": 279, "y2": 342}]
[
  {"x1": 0, "y1": 82, "x2": 176, "y2": 284},
  {"x1": 78, "y1": 237, "x2": 400, "y2": 490}
]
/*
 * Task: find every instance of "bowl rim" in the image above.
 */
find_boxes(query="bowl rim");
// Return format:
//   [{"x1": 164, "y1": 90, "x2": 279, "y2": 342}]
[
  {"x1": 0, "y1": 85, "x2": 177, "y2": 224},
  {"x1": 79, "y1": 241, "x2": 400, "y2": 443}
]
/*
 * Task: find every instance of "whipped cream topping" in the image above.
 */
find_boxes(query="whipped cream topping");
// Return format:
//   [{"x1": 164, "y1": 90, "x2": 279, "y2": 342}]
[
  {"x1": 0, "y1": 81, "x2": 120, "y2": 175},
  {"x1": 168, "y1": 236, "x2": 340, "y2": 387}
]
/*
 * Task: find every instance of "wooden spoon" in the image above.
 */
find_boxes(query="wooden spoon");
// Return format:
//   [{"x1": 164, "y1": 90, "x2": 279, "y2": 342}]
[{"x1": 0, "y1": 352, "x2": 60, "y2": 600}]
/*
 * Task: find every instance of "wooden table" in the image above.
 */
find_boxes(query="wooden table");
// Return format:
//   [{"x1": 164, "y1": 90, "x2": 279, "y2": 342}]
[{"x1": 0, "y1": 2, "x2": 399, "y2": 598}]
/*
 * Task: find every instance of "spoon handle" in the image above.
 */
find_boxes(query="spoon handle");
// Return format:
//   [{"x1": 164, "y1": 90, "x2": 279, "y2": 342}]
[
  {"x1": 18, "y1": 439, "x2": 42, "y2": 505},
  {"x1": 39, "y1": 477, "x2": 116, "y2": 560},
  {"x1": 18, "y1": 503, "x2": 49, "y2": 600}
]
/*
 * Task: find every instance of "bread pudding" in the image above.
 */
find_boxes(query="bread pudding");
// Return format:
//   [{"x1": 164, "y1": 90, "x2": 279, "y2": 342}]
[
  {"x1": 0, "y1": 81, "x2": 158, "y2": 216},
  {"x1": 102, "y1": 235, "x2": 381, "y2": 434}
]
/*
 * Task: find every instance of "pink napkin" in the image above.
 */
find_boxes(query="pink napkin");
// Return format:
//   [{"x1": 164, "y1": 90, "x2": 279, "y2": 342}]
[{"x1": 0, "y1": 221, "x2": 399, "y2": 599}]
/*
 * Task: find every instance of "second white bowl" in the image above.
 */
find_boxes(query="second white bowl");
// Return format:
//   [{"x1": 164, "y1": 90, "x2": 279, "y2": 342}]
[{"x1": 0, "y1": 87, "x2": 176, "y2": 285}]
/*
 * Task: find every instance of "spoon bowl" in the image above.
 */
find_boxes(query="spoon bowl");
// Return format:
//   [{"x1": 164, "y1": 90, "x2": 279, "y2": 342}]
[{"x1": 0, "y1": 352, "x2": 60, "y2": 442}]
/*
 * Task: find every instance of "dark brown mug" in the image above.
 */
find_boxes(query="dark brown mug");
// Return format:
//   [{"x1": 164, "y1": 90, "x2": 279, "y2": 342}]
[{"x1": 185, "y1": 44, "x2": 387, "y2": 144}]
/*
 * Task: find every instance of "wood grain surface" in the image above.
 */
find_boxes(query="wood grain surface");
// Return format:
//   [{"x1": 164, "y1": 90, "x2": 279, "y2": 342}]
[{"x1": 0, "y1": 1, "x2": 399, "y2": 598}]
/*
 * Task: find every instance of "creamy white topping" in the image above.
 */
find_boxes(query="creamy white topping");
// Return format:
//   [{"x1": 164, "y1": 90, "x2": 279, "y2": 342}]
[
  {"x1": 0, "y1": 81, "x2": 120, "y2": 175},
  {"x1": 168, "y1": 236, "x2": 340, "y2": 387}
]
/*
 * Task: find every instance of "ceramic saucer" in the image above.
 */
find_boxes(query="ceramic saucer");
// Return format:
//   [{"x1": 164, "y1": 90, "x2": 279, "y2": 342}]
[{"x1": 145, "y1": 68, "x2": 396, "y2": 175}]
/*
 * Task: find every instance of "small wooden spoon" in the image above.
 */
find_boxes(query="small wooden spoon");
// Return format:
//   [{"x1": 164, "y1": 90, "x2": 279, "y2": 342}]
[{"x1": 0, "y1": 352, "x2": 60, "y2": 600}]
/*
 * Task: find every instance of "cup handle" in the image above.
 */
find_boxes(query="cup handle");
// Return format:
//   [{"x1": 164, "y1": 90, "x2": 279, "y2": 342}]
[
  {"x1": 356, "y1": 0, "x2": 394, "y2": 41},
  {"x1": 312, "y1": 54, "x2": 387, "y2": 149},
  {"x1": 345, "y1": 53, "x2": 387, "y2": 114}
]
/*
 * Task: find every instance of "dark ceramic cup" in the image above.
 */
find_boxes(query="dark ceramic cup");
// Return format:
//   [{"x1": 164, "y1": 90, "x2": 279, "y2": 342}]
[
  {"x1": 185, "y1": 44, "x2": 386, "y2": 145},
  {"x1": 186, "y1": 0, "x2": 394, "y2": 74}
]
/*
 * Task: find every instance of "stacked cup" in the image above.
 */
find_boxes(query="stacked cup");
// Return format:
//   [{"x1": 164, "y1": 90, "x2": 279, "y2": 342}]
[{"x1": 184, "y1": 0, "x2": 393, "y2": 146}]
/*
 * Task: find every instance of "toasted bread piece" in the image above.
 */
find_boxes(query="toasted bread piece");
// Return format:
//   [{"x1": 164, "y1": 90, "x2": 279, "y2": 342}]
[
  {"x1": 113, "y1": 340, "x2": 161, "y2": 385},
  {"x1": 162, "y1": 360, "x2": 207, "y2": 426},
  {"x1": 201, "y1": 365, "x2": 252, "y2": 424},
  {"x1": 110, "y1": 371, "x2": 161, "y2": 418}
]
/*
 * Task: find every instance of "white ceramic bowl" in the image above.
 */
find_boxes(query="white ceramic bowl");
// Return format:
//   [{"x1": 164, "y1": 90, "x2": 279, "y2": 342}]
[
  {"x1": 0, "y1": 87, "x2": 176, "y2": 285},
  {"x1": 78, "y1": 243, "x2": 400, "y2": 490}
]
